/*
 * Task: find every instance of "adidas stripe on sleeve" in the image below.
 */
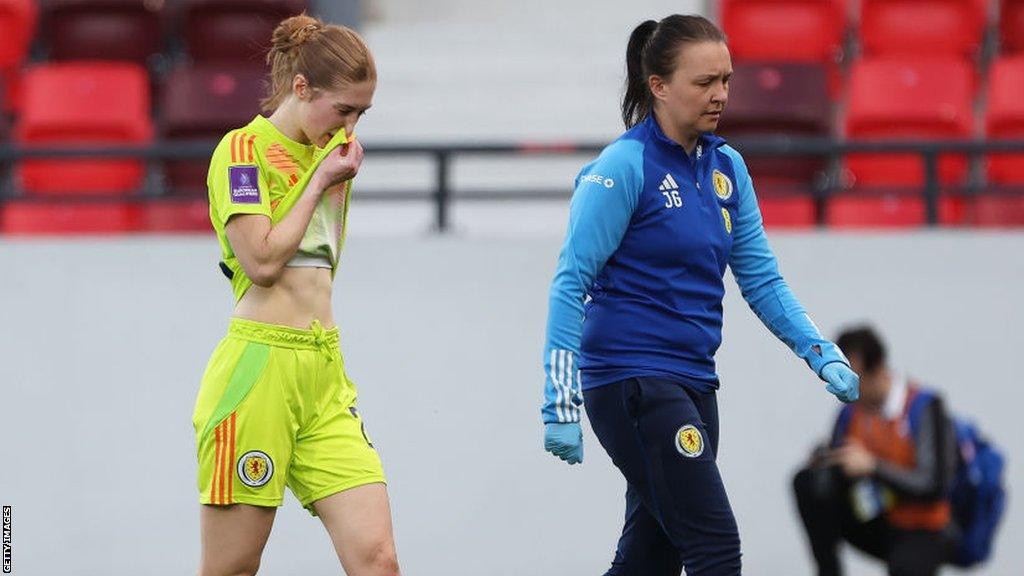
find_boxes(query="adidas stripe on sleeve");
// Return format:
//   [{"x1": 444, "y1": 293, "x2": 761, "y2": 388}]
[{"x1": 542, "y1": 139, "x2": 645, "y2": 424}]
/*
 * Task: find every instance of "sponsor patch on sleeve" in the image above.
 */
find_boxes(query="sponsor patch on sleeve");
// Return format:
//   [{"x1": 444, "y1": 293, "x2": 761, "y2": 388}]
[
  {"x1": 229, "y1": 165, "x2": 261, "y2": 204},
  {"x1": 579, "y1": 173, "x2": 615, "y2": 189}
]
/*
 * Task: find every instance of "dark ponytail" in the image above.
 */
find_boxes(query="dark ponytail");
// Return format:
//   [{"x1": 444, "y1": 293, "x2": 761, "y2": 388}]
[
  {"x1": 621, "y1": 15, "x2": 727, "y2": 128},
  {"x1": 622, "y1": 20, "x2": 658, "y2": 129}
]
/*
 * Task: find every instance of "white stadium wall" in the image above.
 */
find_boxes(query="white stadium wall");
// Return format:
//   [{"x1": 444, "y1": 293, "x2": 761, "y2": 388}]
[{"x1": 1, "y1": 230, "x2": 1021, "y2": 575}]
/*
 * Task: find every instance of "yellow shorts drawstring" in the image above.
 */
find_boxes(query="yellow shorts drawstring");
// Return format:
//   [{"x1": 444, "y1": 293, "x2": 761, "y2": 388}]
[{"x1": 310, "y1": 319, "x2": 335, "y2": 362}]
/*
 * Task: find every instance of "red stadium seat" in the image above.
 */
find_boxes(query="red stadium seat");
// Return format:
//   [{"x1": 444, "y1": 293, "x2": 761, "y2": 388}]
[
  {"x1": 0, "y1": 200, "x2": 141, "y2": 234},
  {"x1": 161, "y1": 63, "x2": 265, "y2": 194},
  {"x1": 844, "y1": 58, "x2": 974, "y2": 187},
  {"x1": 15, "y1": 62, "x2": 153, "y2": 195},
  {"x1": 1001, "y1": 0, "x2": 1024, "y2": 53},
  {"x1": 719, "y1": 63, "x2": 831, "y2": 134},
  {"x1": 758, "y1": 196, "x2": 818, "y2": 228},
  {"x1": 182, "y1": 0, "x2": 308, "y2": 63},
  {"x1": 0, "y1": 80, "x2": 6, "y2": 136},
  {"x1": 716, "y1": 63, "x2": 831, "y2": 185},
  {"x1": 721, "y1": 0, "x2": 846, "y2": 64},
  {"x1": 985, "y1": 56, "x2": 1024, "y2": 183},
  {"x1": 43, "y1": 0, "x2": 165, "y2": 63},
  {"x1": 0, "y1": 0, "x2": 35, "y2": 68},
  {"x1": 827, "y1": 194, "x2": 965, "y2": 227},
  {"x1": 861, "y1": 0, "x2": 986, "y2": 57},
  {"x1": 0, "y1": 0, "x2": 39, "y2": 111},
  {"x1": 965, "y1": 195, "x2": 1024, "y2": 226},
  {"x1": 140, "y1": 197, "x2": 213, "y2": 233}
]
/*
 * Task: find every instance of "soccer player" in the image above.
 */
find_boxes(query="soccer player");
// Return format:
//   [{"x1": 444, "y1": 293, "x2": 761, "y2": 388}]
[
  {"x1": 191, "y1": 14, "x2": 400, "y2": 576},
  {"x1": 541, "y1": 15, "x2": 860, "y2": 575}
]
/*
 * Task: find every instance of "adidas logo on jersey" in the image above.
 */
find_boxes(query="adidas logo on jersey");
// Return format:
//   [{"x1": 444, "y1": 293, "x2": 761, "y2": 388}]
[{"x1": 658, "y1": 173, "x2": 680, "y2": 192}]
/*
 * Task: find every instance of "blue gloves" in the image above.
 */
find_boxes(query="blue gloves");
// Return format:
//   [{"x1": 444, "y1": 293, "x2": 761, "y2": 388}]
[
  {"x1": 822, "y1": 362, "x2": 860, "y2": 403},
  {"x1": 544, "y1": 422, "x2": 583, "y2": 464}
]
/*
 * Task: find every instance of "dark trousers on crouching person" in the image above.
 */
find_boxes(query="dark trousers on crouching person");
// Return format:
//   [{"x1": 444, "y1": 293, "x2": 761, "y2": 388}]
[{"x1": 793, "y1": 466, "x2": 955, "y2": 576}]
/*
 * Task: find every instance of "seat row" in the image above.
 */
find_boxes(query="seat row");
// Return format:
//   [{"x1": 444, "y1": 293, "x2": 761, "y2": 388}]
[
  {"x1": 0, "y1": 54, "x2": 252, "y2": 231},
  {"x1": 717, "y1": 54, "x2": 1024, "y2": 227},
  {"x1": 723, "y1": 0, "x2": 1024, "y2": 63},
  {"x1": 723, "y1": 0, "x2": 1024, "y2": 99},
  {"x1": 720, "y1": 56, "x2": 1022, "y2": 186},
  {"x1": 3, "y1": 192, "x2": 1022, "y2": 233},
  {"x1": 9, "y1": 53, "x2": 1024, "y2": 189},
  {"x1": 9, "y1": 61, "x2": 260, "y2": 196},
  {"x1": 0, "y1": 55, "x2": 1022, "y2": 232},
  {"x1": 0, "y1": 0, "x2": 306, "y2": 109}
]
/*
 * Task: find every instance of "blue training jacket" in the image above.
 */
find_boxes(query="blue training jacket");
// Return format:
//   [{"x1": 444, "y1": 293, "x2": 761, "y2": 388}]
[{"x1": 542, "y1": 115, "x2": 848, "y2": 424}]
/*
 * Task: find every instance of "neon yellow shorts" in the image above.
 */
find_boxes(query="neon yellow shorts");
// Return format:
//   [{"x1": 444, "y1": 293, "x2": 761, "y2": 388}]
[{"x1": 192, "y1": 318, "x2": 385, "y2": 513}]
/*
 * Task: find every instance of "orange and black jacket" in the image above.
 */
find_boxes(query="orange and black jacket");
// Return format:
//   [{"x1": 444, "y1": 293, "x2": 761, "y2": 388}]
[{"x1": 832, "y1": 381, "x2": 958, "y2": 531}]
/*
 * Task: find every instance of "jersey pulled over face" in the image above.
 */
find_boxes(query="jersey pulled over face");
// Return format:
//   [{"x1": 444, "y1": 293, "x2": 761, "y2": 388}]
[
  {"x1": 208, "y1": 115, "x2": 350, "y2": 295},
  {"x1": 300, "y1": 80, "x2": 374, "y2": 150}
]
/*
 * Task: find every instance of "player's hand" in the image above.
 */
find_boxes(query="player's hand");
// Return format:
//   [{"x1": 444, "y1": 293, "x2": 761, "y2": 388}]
[
  {"x1": 822, "y1": 362, "x2": 859, "y2": 403},
  {"x1": 544, "y1": 422, "x2": 583, "y2": 465},
  {"x1": 315, "y1": 137, "x2": 364, "y2": 189}
]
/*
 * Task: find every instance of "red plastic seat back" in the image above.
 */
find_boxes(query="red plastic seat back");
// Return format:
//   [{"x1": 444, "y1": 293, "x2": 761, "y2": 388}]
[
  {"x1": 163, "y1": 64, "x2": 264, "y2": 137},
  {"x1": 719, "y1": 63, "x2": 831, "y2": 134},
  {"x1": 183, "y1": 0, "x2": 308, "y2": 63},
  {"x1": 758, "y1": 196, "x2": 818, "y2": 228},
  {"x1": 0, "y1": 0, "x2": 36, "y2": 67},
  {"x1": 986, "y1": 56, "x2": 1024, "y2": 183},
  {"x1": 827, "y1": 194, "x2": 964, "y2": 227},
  {"x1": 862, "y1": 0, "x2": 986, "y2": 57},
  {"x1": 845, "y1": 58, "x2": 974, "y2": 186},
  {"x1": 44, "y1": 0, "x2": 165, "y2": 63},
  {"x1": 15, "y1": 62, "x2": 153, "y2": 194},
  {"x1": 966, "y1": 195, "x2": 1024, "y2": 226},
  {"x1": 1001, "y1": 0, "x2": 1024, "y2": 53},
  {"x1": 0, "y1": 78, "x2": 6, "y2": 136},
  {"x1": 721, "y1": 0, "x2": 846, "y2": 63},
  {"x1": 140, "y1": 198, "x2": 213, "y2": 233},
  {"x1": 161, "y1": 63, "x2": 264, "y2": 193},
  {"x1": 716, "y1": 63, "x2": 831, "y2": 183},
  {"x1": 0, "y1": 0, "x2": 39, "y2": 111},
  {"x1": 1, "y1": 200, "x2": 141, "y2": 234}
]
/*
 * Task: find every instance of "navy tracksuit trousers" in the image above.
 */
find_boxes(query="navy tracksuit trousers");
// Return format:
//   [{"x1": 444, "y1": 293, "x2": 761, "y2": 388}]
[{"x1": 584, "y1": 377, "x2": 742, "y2": 576}]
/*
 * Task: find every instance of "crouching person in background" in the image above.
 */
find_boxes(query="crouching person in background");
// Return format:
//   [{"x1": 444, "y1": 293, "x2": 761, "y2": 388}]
[{"x1": 792, "y1": 326, "x2": 958, "y2": 576}]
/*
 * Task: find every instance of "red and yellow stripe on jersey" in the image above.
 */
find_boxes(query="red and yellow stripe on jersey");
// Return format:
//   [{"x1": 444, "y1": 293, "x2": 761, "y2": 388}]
[{"x1": 230, "y1": 131, "x2": 257, "y2": 164}]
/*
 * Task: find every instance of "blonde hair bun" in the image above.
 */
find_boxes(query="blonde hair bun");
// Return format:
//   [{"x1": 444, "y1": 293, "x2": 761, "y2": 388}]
[
  {"x1": 262, "y1": 13, "x2": 376, "y2": 113},
  {"x1": 270, "y1": 14, "x2": 322, "y2": 53}
]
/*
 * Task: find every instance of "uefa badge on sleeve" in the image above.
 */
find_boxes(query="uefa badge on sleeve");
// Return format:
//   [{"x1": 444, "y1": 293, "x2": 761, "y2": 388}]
[
  {"x1": 675, "y1": 424, "x2": 705, "y2": 458},
  {"x1": 229, "y1": 165, "x2": 261, "y2": 204}
]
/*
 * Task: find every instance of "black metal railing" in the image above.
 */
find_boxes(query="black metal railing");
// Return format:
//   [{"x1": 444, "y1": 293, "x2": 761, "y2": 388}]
[{"x1": 1, "y1": 138, "x2": 1023, "y2": 231}]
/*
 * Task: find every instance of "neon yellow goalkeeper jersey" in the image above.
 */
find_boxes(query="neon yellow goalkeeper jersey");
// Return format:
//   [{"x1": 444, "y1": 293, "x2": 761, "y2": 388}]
[{"x1": 207, "y1": 115, "x2": 352, "y2": 301}]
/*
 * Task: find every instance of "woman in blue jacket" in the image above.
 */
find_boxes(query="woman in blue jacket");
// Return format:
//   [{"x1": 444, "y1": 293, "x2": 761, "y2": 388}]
[{"x1": 541, "y1": 15, "x2": 860, "y2": 575}]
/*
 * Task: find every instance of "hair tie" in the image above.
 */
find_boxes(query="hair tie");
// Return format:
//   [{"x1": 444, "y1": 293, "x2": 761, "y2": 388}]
[{"x1": 293, "y1": 23, "x2": 320, "y2": 45}]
